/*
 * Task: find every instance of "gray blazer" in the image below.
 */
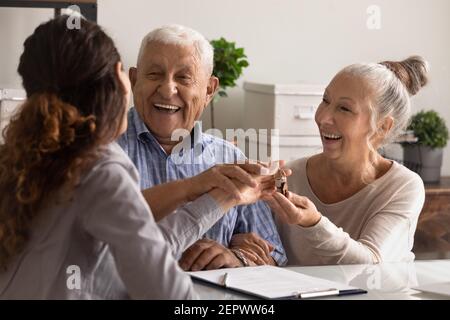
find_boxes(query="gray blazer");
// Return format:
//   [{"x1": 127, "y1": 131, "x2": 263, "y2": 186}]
[{"x1": 0, "y1": 143, "x2": 224, "y2": 299}]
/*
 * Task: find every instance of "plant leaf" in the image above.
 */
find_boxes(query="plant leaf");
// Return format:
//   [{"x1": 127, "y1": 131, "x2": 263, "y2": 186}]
[{"x1": 211, "y1": 37, "x2": 249, "y2": 99}]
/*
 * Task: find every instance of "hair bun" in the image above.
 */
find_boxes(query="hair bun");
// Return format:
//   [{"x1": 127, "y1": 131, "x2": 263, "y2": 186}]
[{"x1": 380, "y1": 55, "x2": 429, "y2": 96}]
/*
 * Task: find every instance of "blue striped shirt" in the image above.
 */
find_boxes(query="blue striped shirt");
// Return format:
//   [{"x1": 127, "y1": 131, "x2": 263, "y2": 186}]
[{"x1": 117, "y1": 108, "x2": 287, "y2": 266}]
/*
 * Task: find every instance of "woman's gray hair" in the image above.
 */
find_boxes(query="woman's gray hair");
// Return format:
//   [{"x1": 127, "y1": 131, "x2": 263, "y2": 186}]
[
  {"x1": 341, "y1": 56, "x2": 429, "y2": 148},
  {"x1": 137, "y1": 24, "x2": 214, "y2": 75}
]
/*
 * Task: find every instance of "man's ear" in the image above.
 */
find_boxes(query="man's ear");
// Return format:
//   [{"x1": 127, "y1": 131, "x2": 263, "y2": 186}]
[
  {"x1": 115, "y1": 62, "x2": 130, "y2": 96},
  {"x1": 129, "y1": 67, "x2": 138, "y2": 88},
  {"x1": 205, "y1": 76, "x2": 219, "y2": 106}
]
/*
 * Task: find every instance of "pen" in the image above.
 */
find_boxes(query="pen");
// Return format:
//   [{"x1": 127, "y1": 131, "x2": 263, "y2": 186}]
[
  {"x1": 221, "y1": 273, "x2": 229, "y2": 287},
  {"x1": 298, "y1": 288, "x2": 339, "y2": 299},
  {"x1": 338, "y1": 289, "x2": 367, "y2": 296}
]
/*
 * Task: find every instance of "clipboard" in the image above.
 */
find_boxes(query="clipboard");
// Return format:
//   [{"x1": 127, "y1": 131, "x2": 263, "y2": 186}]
[{"x1": 188, "y1": 265, "x2": 367, "y2": 299}]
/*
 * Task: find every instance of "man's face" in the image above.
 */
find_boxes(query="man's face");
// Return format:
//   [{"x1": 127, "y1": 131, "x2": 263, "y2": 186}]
[{"x1": 130, "y1": 42, "x2": 217, "y2": 147}]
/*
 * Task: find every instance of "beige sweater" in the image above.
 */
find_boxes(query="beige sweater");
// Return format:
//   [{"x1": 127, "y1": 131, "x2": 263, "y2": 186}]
[{"x1": 276, "y1": 157, "x2": 425, "y2": 266}]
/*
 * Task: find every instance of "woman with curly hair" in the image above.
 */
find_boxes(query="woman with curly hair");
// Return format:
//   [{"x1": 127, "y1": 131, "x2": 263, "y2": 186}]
[{"x1": 0, "y1": 16, "x2": 264, "y2": 299}]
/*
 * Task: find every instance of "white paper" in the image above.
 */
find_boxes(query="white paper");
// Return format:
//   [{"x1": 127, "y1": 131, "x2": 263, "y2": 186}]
[{"x1": 188, "y1": 265, "x2": 362, "y2": 299}]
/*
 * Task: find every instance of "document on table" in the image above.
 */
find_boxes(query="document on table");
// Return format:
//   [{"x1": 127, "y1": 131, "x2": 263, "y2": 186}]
[{"x1": 188, "y1": 265, "x2": 366, "y2": 299}]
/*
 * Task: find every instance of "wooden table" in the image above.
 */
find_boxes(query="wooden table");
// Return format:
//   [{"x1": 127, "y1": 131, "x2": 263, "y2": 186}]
[{"x1": 413, "y1": 177, "x2": 450, "y2": 253}]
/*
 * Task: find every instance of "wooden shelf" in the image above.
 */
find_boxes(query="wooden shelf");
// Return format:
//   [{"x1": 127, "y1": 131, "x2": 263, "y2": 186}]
[
  {"x1": 413, "y1": 177, "x2": 450, "y2": 254},
  {"x1": 424, "y1": 177, "x2": 450, "y2": 194}
]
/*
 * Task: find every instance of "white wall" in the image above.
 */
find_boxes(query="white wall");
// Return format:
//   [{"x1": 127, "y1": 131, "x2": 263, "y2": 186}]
[
  {"x1": 1, "y1": 0, "x2": 450, "y2": 173},
  {"x1": 0, "y1": 8, "x2": 53, "y2": 88}
]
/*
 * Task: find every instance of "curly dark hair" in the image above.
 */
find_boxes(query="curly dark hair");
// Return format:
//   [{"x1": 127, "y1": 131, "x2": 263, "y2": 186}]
[{"x1": 0, "y1": 16, "x2": 127, "y2": 270}]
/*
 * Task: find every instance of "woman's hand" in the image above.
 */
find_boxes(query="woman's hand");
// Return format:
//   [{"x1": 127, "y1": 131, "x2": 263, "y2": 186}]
[
  {"x1": 230, "y1": 173, "x2": 277, "y2": 206},
  {"x1": 207, "y1": 160, "x2": 293, "y2": 211},
  {"x1": 223, "y1": 160, "x2": 294, "y2": 206},
  {"x1": 185, "y1": 163, "x2": 262, "y2": 202},
  {"x1": 264, "y1": 191, "x2": 322, "y2": 227}
]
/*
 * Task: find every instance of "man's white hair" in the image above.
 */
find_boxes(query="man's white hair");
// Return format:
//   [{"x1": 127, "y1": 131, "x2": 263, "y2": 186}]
[{"x1": 137, "y1": 24, "x2": 214, "y2": 75}]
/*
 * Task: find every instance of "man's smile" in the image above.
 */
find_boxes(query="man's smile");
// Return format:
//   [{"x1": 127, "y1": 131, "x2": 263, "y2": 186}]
[{"x1": 154, "y1": 103, "x2": 182, "y2": 114}]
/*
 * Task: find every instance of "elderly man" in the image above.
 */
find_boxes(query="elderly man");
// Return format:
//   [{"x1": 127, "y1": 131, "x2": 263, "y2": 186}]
[{"x1": 118, "y1": 25, "x2": 287, "y2": 270}]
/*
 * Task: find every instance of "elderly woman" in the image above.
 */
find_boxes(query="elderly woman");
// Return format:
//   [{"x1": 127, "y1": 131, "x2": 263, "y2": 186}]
[{"x1": 265, "y1": 56, "x2": 428, "y2": 266}]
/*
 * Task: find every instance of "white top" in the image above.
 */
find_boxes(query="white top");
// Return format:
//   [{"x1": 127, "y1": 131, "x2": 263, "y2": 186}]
[
  {"x1": 0, "y1": 143, "x2": 224, "y2": 299},
  {"x1": 276, "y1": 157, "x2": 425, "y2": 266}
]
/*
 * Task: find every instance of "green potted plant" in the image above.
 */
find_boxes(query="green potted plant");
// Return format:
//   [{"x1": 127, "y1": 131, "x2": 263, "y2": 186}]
[
  {"x1": 209, "y1": 37, "x2": 249, "y2": 128},
  {"x1": 403, "y1": 110, "x2": 449, "y2": 183}
]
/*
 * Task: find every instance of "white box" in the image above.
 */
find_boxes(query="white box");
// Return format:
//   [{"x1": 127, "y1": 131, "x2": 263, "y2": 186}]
[
  {"x1": 242, "y1": 82, "x2": 324, "y2": 161},
  {"x1": 245, "y1": 134, "x2": 322, "y2": 162},
  {"x1": 243, "y1": 82, "x2": 325, "y2": 136},
  {"x1": 0, "y1": 89, "x2": 26, "y2": 143}
]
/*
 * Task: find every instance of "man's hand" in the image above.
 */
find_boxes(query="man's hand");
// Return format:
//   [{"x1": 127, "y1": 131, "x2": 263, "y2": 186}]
[
  {"x1": 179, "y1": 239, "x2": 242, "y2": 271},
  {"x1": 230, "y1": 232, "x2": 276, "y2": 265}
]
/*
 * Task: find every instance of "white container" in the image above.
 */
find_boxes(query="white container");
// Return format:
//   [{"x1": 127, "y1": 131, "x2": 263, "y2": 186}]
[
  {"x1": 243, "y1": 82, "x2": 324, "y2": 161},
  {"x1": 243, "y1": 82, "x2": 325, "y2": 136},
  {"x1": 0, "y1": 89, "x2": 26, "y2": 143},
  {"x1": 246, "y1": 134, "x2": 322, "y2": 162}
]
